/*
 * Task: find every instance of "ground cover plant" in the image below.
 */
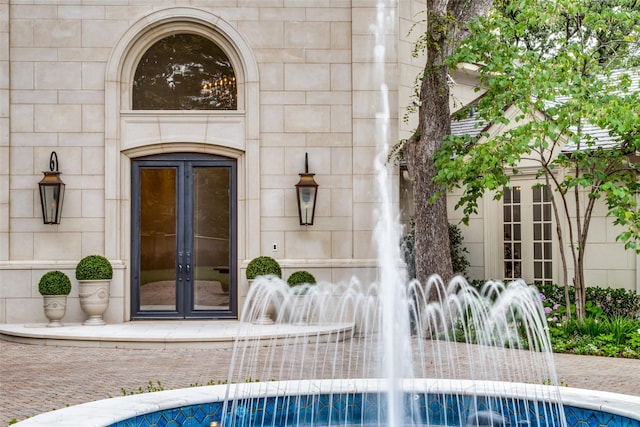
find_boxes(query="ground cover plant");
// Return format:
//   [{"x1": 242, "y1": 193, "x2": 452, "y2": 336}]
[
  {"x1": 461, "y1": 282, "x2": 640, "y2": 359},
  {"x1": 537, "y1": 284, "x2": 640, "y2": 358}
]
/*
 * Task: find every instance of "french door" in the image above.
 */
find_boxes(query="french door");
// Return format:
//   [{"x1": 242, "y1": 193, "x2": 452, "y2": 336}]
[
  {"x1": 131, "y1": 153, "x2": 237, "y2": 319},
  {"x1": 502, "y1": 184, "x2": 554, "y2": 284}
]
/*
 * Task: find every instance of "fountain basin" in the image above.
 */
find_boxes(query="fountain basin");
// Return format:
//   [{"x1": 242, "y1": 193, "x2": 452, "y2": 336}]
[{"x1": 11, "y1": 379, "x2": 640, "y2": 426}]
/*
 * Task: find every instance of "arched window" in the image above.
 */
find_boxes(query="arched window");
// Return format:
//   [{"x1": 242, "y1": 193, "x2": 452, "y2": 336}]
[{"x1": 133, "y1": 34, "x2": 237, "y2": 110}]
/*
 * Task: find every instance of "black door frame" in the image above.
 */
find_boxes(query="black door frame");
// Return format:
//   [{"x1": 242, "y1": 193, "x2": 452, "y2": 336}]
[{"x1": 131, "y1": 152, "x2": 237, "y2": 319}]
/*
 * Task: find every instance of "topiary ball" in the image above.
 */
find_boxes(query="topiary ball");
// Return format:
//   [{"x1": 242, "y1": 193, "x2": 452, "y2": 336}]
[
  {"x1": 38, "y1": 271, "x2": 72, "y2": 296},
  {"x1": 246, "y1": 256, "x2": 282, "y2": 280},
  {"x1": 287, "y1": 270, "x2": 316, "y2": 287},
  {"x1": 76, "y1": 255, "x2": 113, "y2": 280}
]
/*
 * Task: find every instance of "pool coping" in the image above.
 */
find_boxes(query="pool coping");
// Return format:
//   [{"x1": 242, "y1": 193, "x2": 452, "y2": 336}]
[{"x1": 11, "y1": 379, "x2": 640, "y2": 426}]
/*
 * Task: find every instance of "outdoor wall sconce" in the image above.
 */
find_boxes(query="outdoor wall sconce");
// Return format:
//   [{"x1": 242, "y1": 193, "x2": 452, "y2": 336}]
[
  {"x1": 295, "y1": 153, "x2": 319, "y2": 226},
  {"x1": 38, "y1": 151, "x2": 65, "y2": 224}
]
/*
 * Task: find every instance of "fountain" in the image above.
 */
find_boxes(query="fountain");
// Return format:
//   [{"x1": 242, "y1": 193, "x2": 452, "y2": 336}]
[
  {"x1": 219, "y1": 275, "x2": 570, "y2": 427},
  {"x1": 10, "y1": 1, "x2": 640, "y2": 426}
]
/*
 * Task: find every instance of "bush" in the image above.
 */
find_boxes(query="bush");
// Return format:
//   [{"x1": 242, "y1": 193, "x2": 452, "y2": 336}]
[
  {"x1": 536, "y1": 283, "x2": 640, "y2": 319},
  {"x1": 76, "y1": 255, "x2": 113, "y2": 280},
  {"x1": 246, "y1": 256, "x2": 282, "y2": 280},
  {"x1": 38, "y1": 271, "x2": 72, "y2": 296},
  {"x1": 448, "y1": 223, "x2": 470, "y2": 275},
  {"x1": 549, "y1": 316, "x2": 640, "y2": 358},
  {"x1": 287, "y1": 271, "x2": 316, "y2": 287}
]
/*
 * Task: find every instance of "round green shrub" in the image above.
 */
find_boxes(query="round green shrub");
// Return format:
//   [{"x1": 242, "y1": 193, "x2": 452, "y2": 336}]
[
  {"x1": 287, "y1": 271, "x2": 316, "y2": 287},
  {"x1": 246, "y1": 256, "x2": 282, "y2": 280},
  {"x1": 76, "y1": 255, "x2": 113, "y2": 280},
  {"x1": 38, "y1": 271, "x2": 72, "y2": 296}
]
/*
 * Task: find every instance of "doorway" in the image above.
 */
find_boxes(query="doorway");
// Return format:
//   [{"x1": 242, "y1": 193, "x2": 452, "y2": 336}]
[{"x1": 131, "y1": 153, "x2": 237, "y2": 319}]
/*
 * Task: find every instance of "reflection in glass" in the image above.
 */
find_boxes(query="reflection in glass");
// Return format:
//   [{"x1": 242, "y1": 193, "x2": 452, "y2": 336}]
[
  {"x1": 514, "y1": 243, "x2": 521, "y2": 259},
  {"x1": 193, "y1": 168, "x2": 231, "y2": 311},
  {"x1": 133, "y1": 34, "x2": 237, "y2": 110},
  {"x1": 139, "y1": 168, "x2": 177, "y2": 310}
]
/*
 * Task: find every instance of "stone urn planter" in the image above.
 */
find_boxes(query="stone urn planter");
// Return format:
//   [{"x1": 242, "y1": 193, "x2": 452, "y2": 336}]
[
  {"x1": 246, "y1": 256, "x2": 282, "y2": 325},
  {"x1": 38, "y1": 270, "x2": 72, "y2": 327},
  {"x1": 76, "y1": 255, "x2": 112, "y2": 326}
]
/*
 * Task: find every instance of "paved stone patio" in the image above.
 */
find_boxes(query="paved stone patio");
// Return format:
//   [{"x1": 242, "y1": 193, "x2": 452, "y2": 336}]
[{"x1": 1, "y1": 338, "x2": 639, "y2": 426}]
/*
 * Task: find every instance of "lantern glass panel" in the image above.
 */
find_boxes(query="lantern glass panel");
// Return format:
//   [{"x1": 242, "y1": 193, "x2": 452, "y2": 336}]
[
  {"x1": 38, "y1": 172, "x2": 65, "y2": 224},
  {"x1": 297, "y1": 186, "x2": 317, "y2": 225}
]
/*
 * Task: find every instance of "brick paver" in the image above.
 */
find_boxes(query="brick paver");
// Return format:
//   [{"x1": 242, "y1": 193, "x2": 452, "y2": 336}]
[{"x1": 1, "y1": 340, "x2": 639, "y2": 426}]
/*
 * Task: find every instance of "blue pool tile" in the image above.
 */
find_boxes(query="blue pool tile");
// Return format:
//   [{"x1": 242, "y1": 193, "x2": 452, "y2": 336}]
[{"x1": 107, "y1": 392, "x2": 640, "y2": 427}]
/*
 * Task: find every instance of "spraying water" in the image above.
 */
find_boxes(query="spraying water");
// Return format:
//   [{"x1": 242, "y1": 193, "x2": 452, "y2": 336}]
[
  {"x1": 371, "y1": 1, "x2": 413, "y2": 426},
  {"x1": 221, "y1": 1, "x2": 567, "y2": 425}
]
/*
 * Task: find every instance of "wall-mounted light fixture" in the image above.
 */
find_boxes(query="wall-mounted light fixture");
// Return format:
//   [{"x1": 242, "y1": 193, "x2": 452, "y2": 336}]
[
  {"x1": 38, "y1": 151, "x2": 65, "y2": 224},
  {"x1": 295, "y1": 153, "x2": 319, "y2": 226}
]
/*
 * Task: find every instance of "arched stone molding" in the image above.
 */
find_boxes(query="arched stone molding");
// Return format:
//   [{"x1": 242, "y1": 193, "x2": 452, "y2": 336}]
[{"x1": 104, "y1": 8, "x2": 260, "y2": 320}]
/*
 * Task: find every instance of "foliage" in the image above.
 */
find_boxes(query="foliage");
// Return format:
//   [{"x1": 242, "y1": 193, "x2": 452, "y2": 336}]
[
  {"x1": 286, "y1": 271, "x2": 316, "y2": 287},
  {"x1": 539, "y1": 284, "x2": 640, "y2": 358},
  {"x1": 537, "y1": 283, "x2": 640, "y2": 319},
  {"x1": 120, "y1": 381, "x2": 164, "y2": 396},
  {"x1": 452, "y1": 282, "x2": 640, "y2": 358},
  {"x1": 548, "y1": 316, "x2": 640, "y2": 358},
  {"x1": 435, "y1": 0, "x2": 640, "y2": 319},
  {"x1": 75, "y1": 255, "x2": 113, "y2": 281},
  {"x1": 246, "y1": 256, "x2": 282, "y2": 280},
  {"x1": 38, "y1": 271, "x2": 72, "y2": 296},
  {"x1": 448, "y1": 223, "x2": 470, "y2": 275},
  {"x1": 401, "y1": 219, "x2": 416, "y2": 280}
]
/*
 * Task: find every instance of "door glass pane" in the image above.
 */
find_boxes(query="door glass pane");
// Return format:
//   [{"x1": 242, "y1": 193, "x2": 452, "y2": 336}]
[
  {"x1": 139, "y1": 168, "x2": 177, "y2": 311},
  {"x1": 193, "y1": 167, "x2": 231, "y2": 311},
  {"x1": 513, "y1": 224, "x2": 521, "y2": 240},
  {"x1": 534, "y1": 223, "x2": 541, "y2": 240},
  {"x1": 513, "y1": 205, "x2": 521, "y2": 222},
  {"x1": 543, "y1": 204, "x2": 551, "y2": 221},
  {"x1": 514, "y1": 243, "x2": 521, "y2": 259},
  {"x1": 503, "y1": 205, "x2": 511, "y2": 222}
]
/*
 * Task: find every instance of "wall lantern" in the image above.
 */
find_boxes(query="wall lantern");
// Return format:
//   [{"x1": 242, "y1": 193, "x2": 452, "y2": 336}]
[
  {"x1": 295, "y1": 153, "x2": 319, "y2": 226},
  {"x1": 38, "y1": 151, "x2": 65, "y2": 225}
]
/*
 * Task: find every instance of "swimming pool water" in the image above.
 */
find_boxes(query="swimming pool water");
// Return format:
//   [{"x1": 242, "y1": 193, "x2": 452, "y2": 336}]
[{"x1": 108, "y1": 391, "x2": 640, "y2": 427}]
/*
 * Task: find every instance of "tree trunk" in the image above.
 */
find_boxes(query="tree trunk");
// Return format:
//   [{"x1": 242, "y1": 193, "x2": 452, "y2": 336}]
[
  {"x1": 405, "y1": 0, "x2": 493, "y2": 290},
  {"x1": 405, "y1": 12, "x2": 454, "y2": 287}
]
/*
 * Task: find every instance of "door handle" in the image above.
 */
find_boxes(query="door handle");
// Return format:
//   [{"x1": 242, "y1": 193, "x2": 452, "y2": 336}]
[
  {"x1": 186, "y1": 252, "x2": 191, "y2": 281},
  {"x1": 178, "y1": 251, "x2": 183, "y2": 275}
]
